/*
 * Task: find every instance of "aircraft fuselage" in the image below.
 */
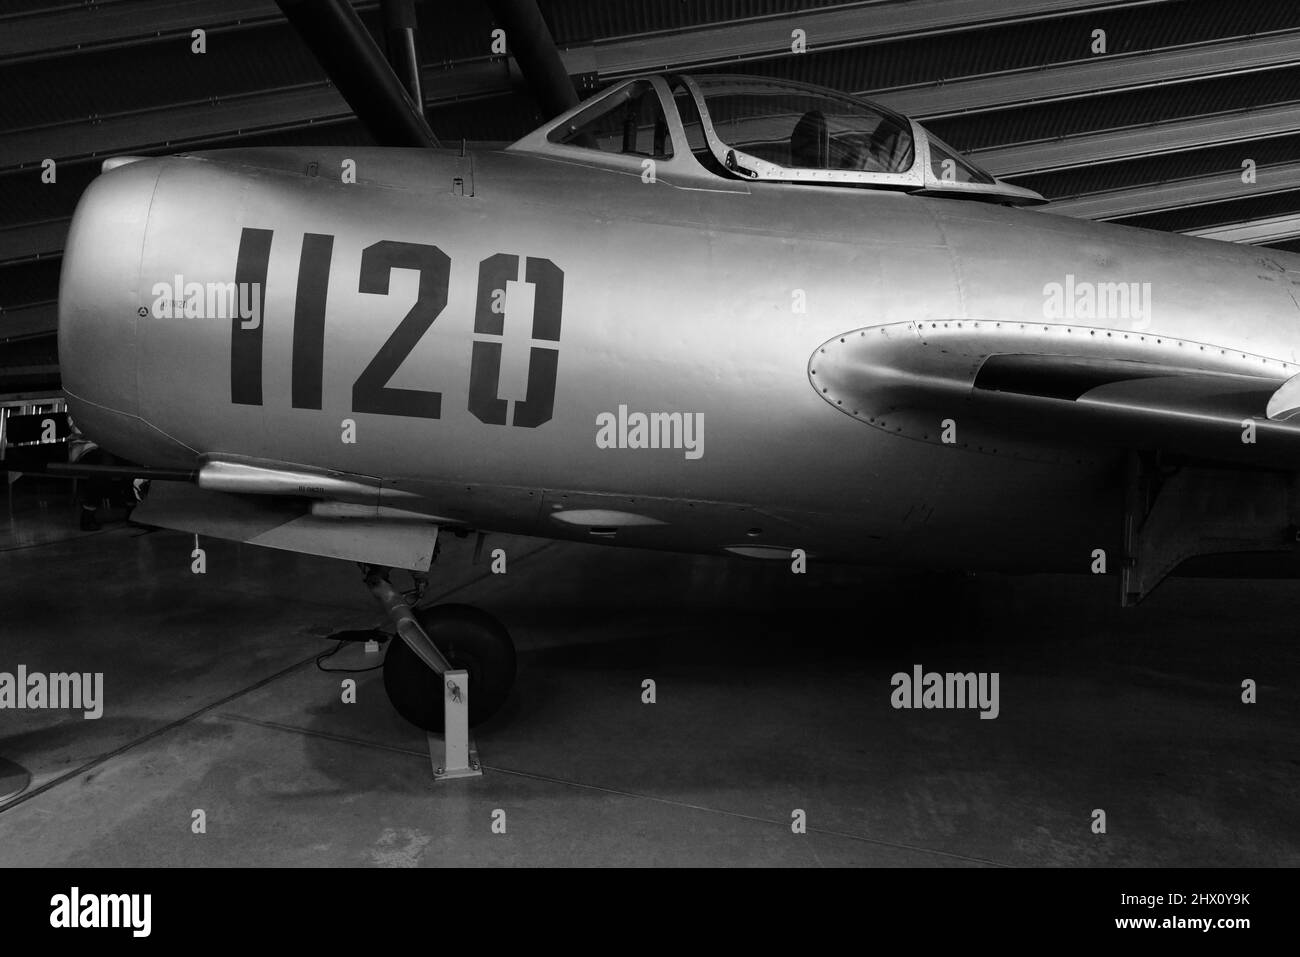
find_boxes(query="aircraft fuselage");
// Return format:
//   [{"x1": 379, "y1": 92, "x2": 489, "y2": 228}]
[{"x1": 58, "y1": 147, "x2": 1300, "y2": 572}]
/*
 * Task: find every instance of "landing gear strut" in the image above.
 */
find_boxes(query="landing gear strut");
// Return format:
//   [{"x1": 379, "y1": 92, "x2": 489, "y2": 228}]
[{"x1": 362, "y1": 564, "x2": 516, "y2": 733}]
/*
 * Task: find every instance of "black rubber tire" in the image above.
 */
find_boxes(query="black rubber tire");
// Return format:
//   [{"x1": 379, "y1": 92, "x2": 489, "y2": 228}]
[{"x1": 382, "y1": 604, "x2": 516, "y2": 732}]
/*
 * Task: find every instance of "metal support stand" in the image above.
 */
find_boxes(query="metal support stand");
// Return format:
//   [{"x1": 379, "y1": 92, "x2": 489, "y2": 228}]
[{"x1": 429, "y1": 669, "x2": 481, "y2": 781}]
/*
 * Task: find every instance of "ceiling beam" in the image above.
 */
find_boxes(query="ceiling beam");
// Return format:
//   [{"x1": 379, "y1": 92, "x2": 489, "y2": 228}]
[
  {"x1": 974, "y1": 102, "x2": 1300, "y2": 177},
  {"x1": 0, "y1": 220, "x2": 67, "y2": 265},
  {"x1": 560, "y1": 0, "x2": 1169, "y2": 80},
  {"x1": 0, "y1": 303, "x2": 57, "y2": 342},
  {"x1": 274, "y1": 0, "x2": 439, "y2": 149},
  {"x1": 1045, "y1": 159, "x2": 1300, "y2": 219},
  {"x1": 1182, "y1": 214, "x2": 1300, "y2": 245},
  {"x1": 0, "y1": 0, "x2": 299, "y2": 63},
  {"x1": 485, "y1": 0, "x2": 578, "y2": 119},
  {"x1": 0, "y1": 364, "x2": 60, "y2": 378},
  {"x1": 2, "y1": 87, "x2": 347, "y2": 173},
  {"x1": 0, "y1": 59, "x2": 512, "y2": 173},
  {"x1": 873, "y1": 30, "x2": 1300, "y2": 120}
]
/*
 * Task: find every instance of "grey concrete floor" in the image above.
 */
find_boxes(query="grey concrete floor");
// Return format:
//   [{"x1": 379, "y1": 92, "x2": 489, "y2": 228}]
[{"x1": 0, "y1": 478, "x2": 1296, "y2": 866}]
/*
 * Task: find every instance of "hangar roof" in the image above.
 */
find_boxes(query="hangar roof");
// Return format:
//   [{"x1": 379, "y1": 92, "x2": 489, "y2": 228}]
[{"x1": 3, "y1": 0, "x2": 1299, "y2": 391}]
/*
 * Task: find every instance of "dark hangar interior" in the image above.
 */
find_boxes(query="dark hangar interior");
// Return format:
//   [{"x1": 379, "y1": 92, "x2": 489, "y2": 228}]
[{"x1": 0, "y1": 0, "x2": 1297, "y2": 872}]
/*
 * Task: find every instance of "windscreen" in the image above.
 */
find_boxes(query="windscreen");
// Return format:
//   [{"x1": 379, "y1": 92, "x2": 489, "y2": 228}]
[{"x1": 693, "y1": 77, "x2": 914, "y2": 176}]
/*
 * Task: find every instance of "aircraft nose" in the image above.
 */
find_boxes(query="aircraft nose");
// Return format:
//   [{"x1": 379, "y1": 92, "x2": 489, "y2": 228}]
[{"x1": 57, "y1": 158, "x2": 161, "y2": 420}]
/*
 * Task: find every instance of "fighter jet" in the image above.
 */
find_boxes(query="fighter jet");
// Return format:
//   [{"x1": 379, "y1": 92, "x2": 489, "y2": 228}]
[{"x1": 54, "y1": 0, "x2": 1300, "y2": 730}]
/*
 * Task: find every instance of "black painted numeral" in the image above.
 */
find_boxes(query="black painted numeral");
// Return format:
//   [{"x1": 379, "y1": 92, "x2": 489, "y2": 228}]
[
  {"x1": 231, "y1": 227, "x2": 273, "y2": 405},
  {"x1": 291, "y1": 233, "x2": 335, "y2": 410},
  {"x1": 229, "y1": 233, "x2": 559, "y2": 426},
  {"x1": 352, "y1": 240, "x2": 449, "y2": 419},
  {"x1": 467, "y1": 253, "x2": 516, "y2": 425},
  {"x1": 468, "y1": 255, "x2": 564, "y2": 428}
]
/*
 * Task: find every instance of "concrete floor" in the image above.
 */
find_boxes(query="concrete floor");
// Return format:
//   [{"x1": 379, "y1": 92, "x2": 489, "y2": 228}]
[{"x1": 0, "y1": 477, "x2": 1296, "y2": 867}]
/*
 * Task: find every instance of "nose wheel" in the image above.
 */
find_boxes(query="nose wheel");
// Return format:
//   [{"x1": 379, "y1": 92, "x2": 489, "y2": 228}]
[{"x1": 382, "y1": 603, "x2": 516, "y2": 732}]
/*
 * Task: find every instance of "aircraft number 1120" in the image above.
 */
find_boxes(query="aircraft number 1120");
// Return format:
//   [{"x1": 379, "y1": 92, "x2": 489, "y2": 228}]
[{"x1": 230, "y1": 227, "x2": 563, "y2": 429}]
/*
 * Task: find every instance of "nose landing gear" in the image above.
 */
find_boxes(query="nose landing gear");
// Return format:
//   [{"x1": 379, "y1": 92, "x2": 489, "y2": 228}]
[{"x1": 362, "y1": 564, "x2": 516, "y2": 733}]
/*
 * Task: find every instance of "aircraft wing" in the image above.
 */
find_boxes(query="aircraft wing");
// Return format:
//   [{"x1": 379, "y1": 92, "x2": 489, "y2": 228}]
[
  {"x1": 131, "y1": 461, "x2": 445, "y2": 571},
  {"x1": 810, "y1": 320, "x2": 1300, "y2": 468}
]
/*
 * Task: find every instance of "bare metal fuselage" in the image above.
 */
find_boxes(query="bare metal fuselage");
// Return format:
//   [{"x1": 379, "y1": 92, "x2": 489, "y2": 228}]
[{"x1": 57, "y1": 146, "x2": 1300, "y2": 572}]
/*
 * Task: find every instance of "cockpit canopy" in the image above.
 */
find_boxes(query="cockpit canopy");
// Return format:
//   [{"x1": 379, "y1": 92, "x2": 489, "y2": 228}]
[
  {"x1": 686, "y1": 76, "x2": 918, "y2": 178},
  {"x1": 514, "y1": 74, "x2": 1044, "y2": 206}
]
